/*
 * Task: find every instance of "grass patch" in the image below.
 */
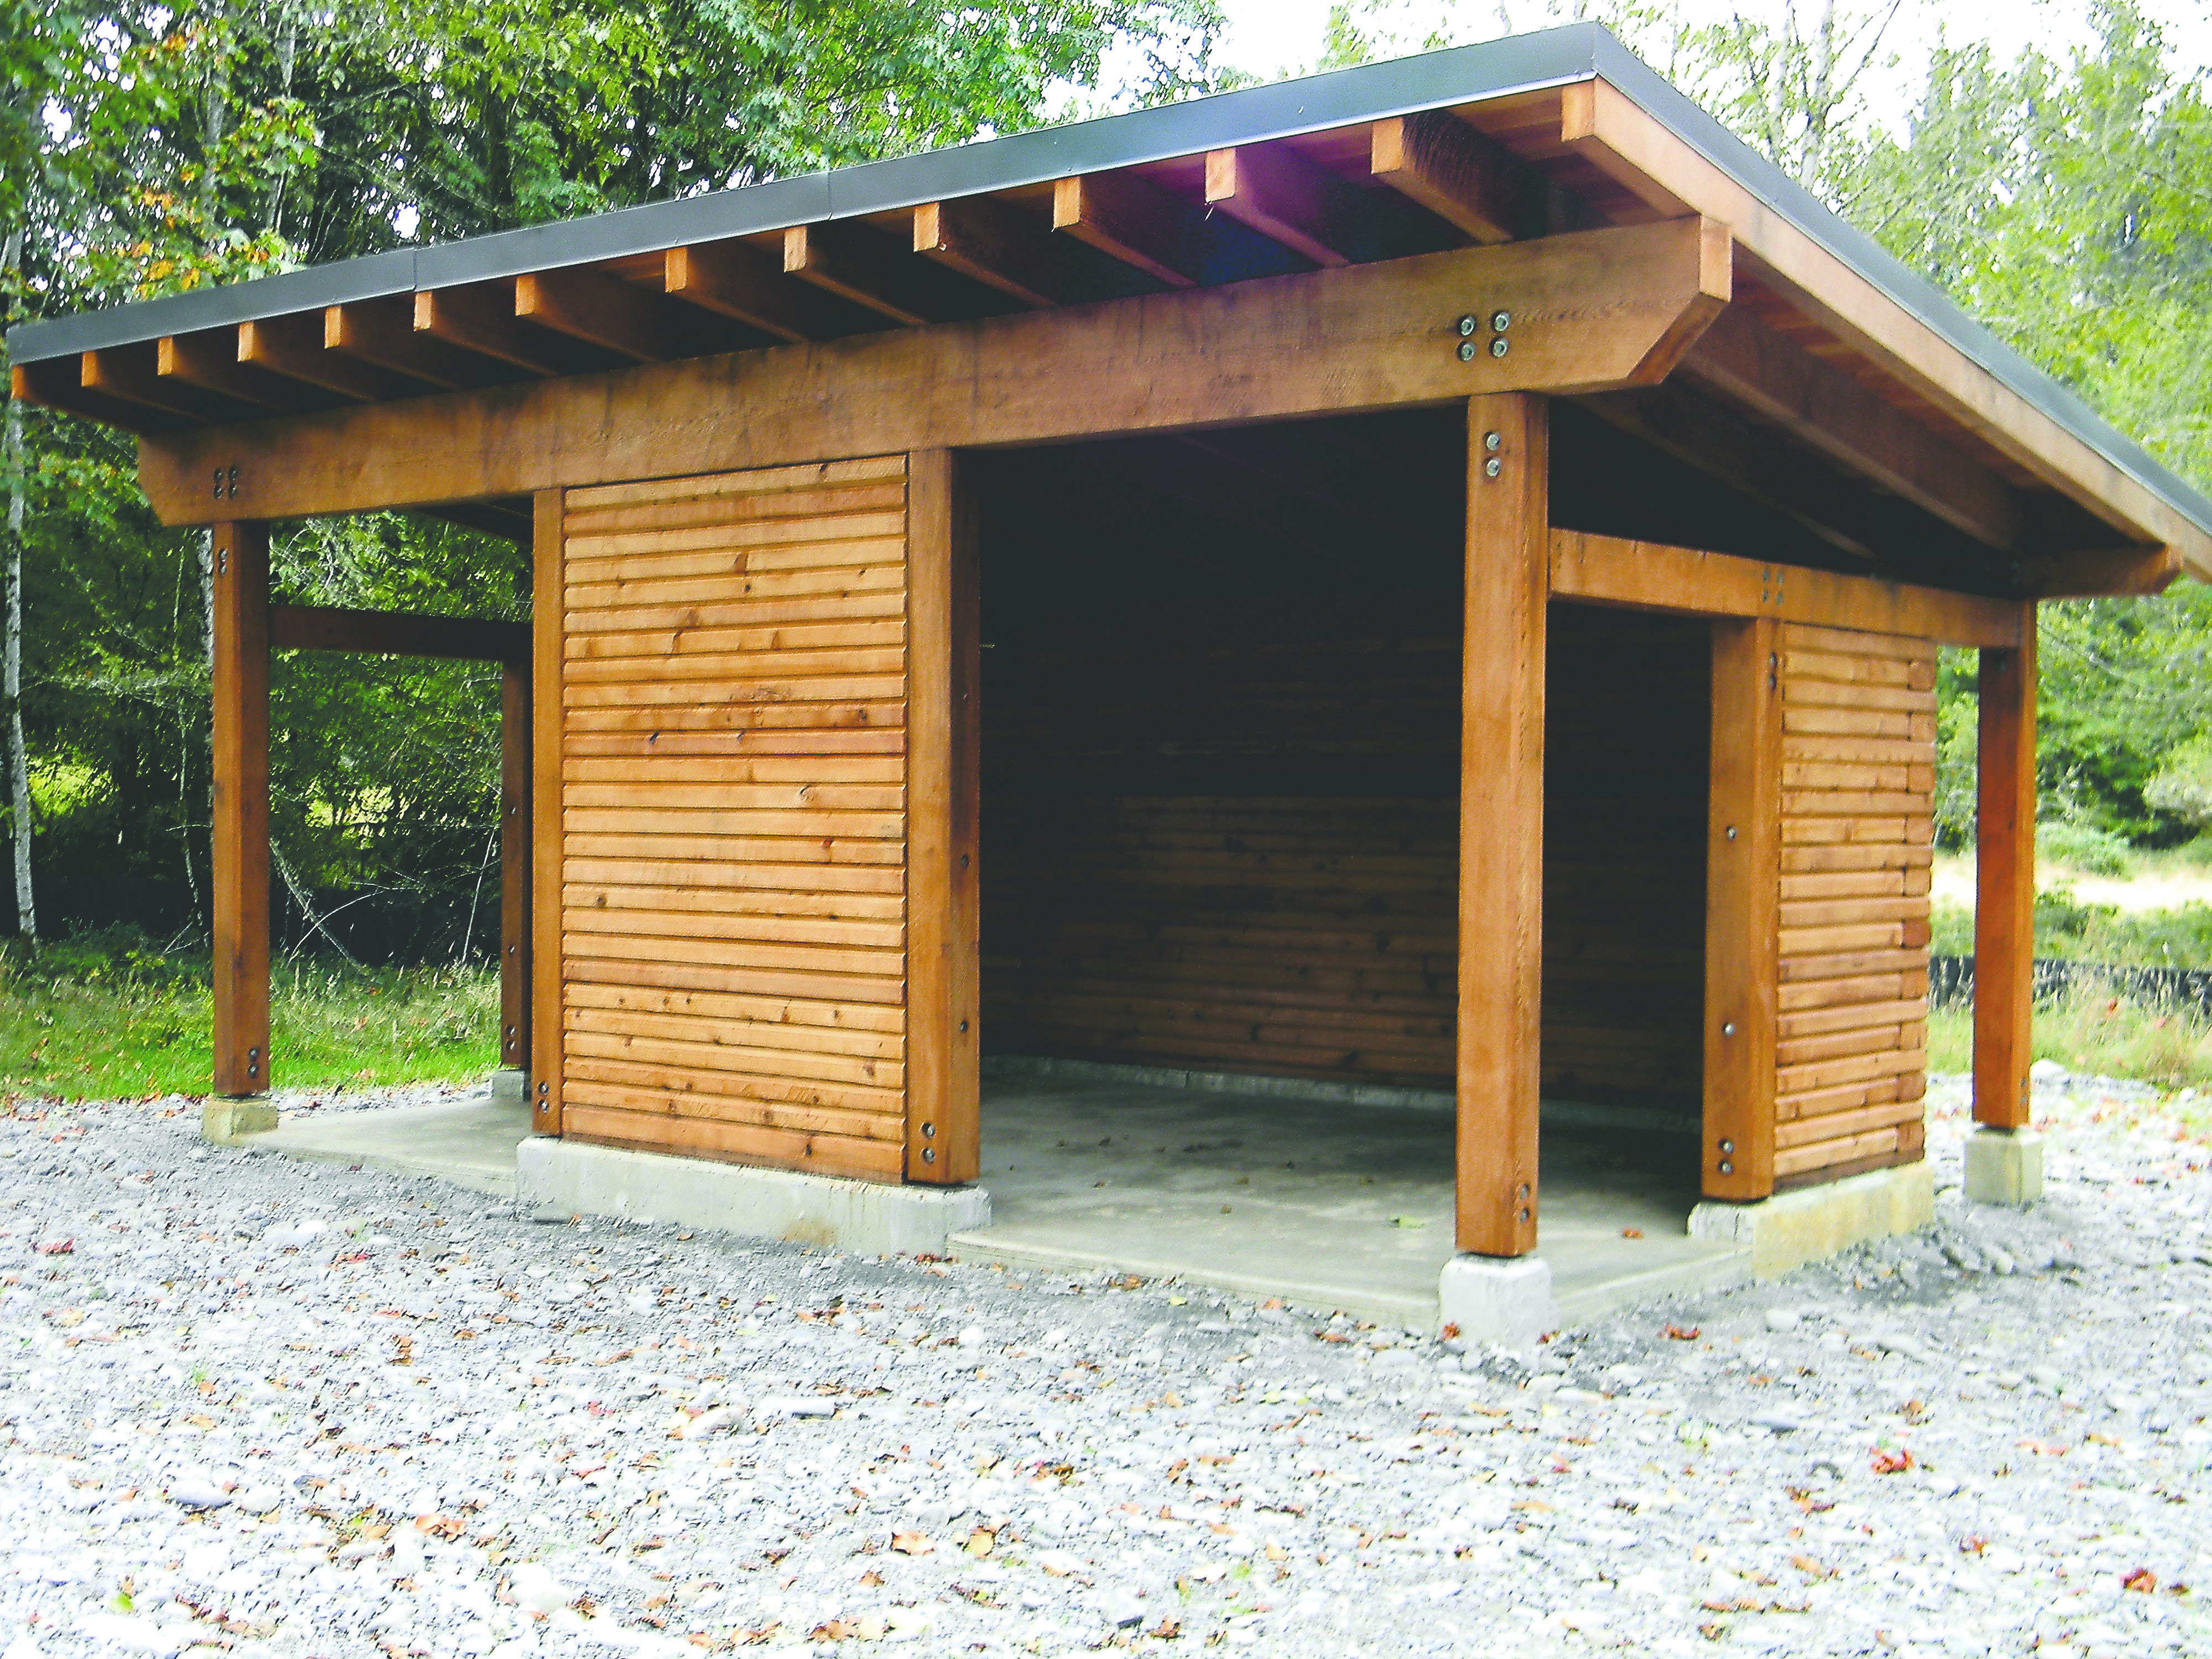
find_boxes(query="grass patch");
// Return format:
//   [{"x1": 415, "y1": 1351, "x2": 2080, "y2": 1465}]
[
  {"x1": 1931, "y1": 892, "x2": 2212, "y2": 969},
  {"x1": 1930, "y1": 982, "x2": 2212, "y2": 1093},
  {"x1": 0, "y1": 927, "x2": 499, "y2": 1102}
]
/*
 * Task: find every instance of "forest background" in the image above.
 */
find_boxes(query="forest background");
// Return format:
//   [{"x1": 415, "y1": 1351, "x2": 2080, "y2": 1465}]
[{"x1": 1, "y1": 0, "x2": 2210, "y2": 1056}]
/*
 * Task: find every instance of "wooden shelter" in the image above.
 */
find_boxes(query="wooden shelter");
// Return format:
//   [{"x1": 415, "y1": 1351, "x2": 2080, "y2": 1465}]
[{"x1": 14, "y1": 25, "x2": 2212, "y2": 1268}]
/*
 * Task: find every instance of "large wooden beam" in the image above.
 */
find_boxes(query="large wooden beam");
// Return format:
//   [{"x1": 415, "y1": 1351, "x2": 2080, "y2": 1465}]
[
  {"x1": 1457, "y1": 394, "x2": 1546, "y2": 1259},
  {"x1": 2017, "y1": 545, "x2": 2179, "y2": 598},
  {"x1": 268, "y1": 603, "x2": 529, "y2": 663},
  {"x1": 1548, "y1": 530, "x2": 2025, "y2": 647},
  {"x1": 1679, "y1": 305, "x2": 2021, "y2": 552},
  {"x1": 1558, "y1": 76, "x2": 2212, "y2": 574},
  {"x1": 529, "y1": 489, "x2": 565, "y2": 1135},
  {"x1": 905, "y1": 450, "x2": 982, "y2": 1183},
  {"x1": 1703, "y1": 615, "x2": 1781, "y2": 1199},
  {"x1": 1973, "y1": 617, "x2": 2037, "y2": 1131},
  {"x1": 211, "y1": 522, "x2": 272, "y2": 1096},
  {"x1": 499, "y1": 662, "x2": 531, "y2": 1074},
  {"x1": 140, "y1": 219, "x2": 1731, "y2": 524}
]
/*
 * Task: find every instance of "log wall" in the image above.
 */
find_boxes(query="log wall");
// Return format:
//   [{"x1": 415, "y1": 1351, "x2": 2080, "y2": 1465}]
[
  {"x1": 553, "y1": 457, "x2": 912, "y2": 1180},
  {"x1": 1772, "y1": 621, "x2": 1936, "y2": 1184}
]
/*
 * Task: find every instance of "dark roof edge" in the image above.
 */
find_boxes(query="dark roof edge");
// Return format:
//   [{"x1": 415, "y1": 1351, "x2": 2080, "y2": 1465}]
[
  {"x1": 9, "y1": 22, "x2": 2208, "y2": 546},
  {"x1": 1580, "y1": 30, "x2": 2212, "y2": 545}
]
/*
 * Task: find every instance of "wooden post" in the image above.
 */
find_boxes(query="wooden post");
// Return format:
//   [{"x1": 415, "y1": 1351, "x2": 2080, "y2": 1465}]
[
  {"x1": 905, "y1": 449, "x2": 982, "y2": 1183},
  {"x1": 1703, "y1": 617, "x2": 1781, "y2": 1197},
  {"x1": 529, "y1": 489, "x2": 565, "y2": 1135},
  {"x1": 498, "y1": 660, "x2": 530, "y2": 1074},
  {"x1": 1457, "y1": 395, "x2": 1547, "y2": 1257},
  {"x1": 211, "y1": 521, "x2": 271, "y2": 1095},
  {"x1": 1973, "y1": 611, "x2": 2037, "y2": 1129}
]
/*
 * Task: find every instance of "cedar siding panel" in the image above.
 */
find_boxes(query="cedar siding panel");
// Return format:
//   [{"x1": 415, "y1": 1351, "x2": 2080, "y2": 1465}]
[
  {"x1": 1770, "y1": 622, "x2": 1935, "y2": 1185},
  {"x1": 559, "y1": 457, "x2": 911, "y2": 1181}
]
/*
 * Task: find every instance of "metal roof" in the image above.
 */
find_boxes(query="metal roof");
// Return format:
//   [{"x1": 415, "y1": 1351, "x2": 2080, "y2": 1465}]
[{"x1": 13, "y1": 22, "x2": 2211, "y2": 545}]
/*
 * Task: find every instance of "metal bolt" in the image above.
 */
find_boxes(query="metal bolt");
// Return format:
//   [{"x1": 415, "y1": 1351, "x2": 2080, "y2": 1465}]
[
  {"x1": 1722, "y1": 1021, "x2": 1736, "y2": 1036},
  {"x1": 1458, "y1": 340, "x2": 1477, "y2": 362},
  {"x1": 1490, "y1": 337, "x2": 1509, "y2": 358},
  {"x1": 1518, "y1": 1207, "x2": 1531, "y2": 1223},
  {"x1": 1726, "y1": 826, "x2": 1738, "y2": 841},
  {"x1": 213, "y1": 469, "x2": 225, "y2": 499},
  {"x1": 228, "y1": 466, "x2": 239, "y2": 496},
  {"x1": 1484, "y1": 457, "x2": 1502, "y2": 478},
  {"x1": 958, "y1": 1020, "x2": 969, "y2": 1034},
  {"x1": 1457, "y1": 315, "x2": 1478, "y2": 337},
  {"x1": 1517, "y1": 1182, "x2": 1531, "y2": 1199},
  {"x1": 1491, "y1": 310, "x2": 1511, "y2": 332},
  {"x1": 1484, "y1": 431, "x2": 1503, "y2": 452},
  {"x1": 1719, "y1": 1159, "x2": 1734, "y2": 1175},
  {"x1": 922, "y1": 1122, "x2": 936, "y2": 1138},
  {"x1": 1720, "y1": 1139, "x2": 1735, "y2": 1154},
  {"x1": 922, "y1": 1147, "x2": 937, "y2": 1164}
]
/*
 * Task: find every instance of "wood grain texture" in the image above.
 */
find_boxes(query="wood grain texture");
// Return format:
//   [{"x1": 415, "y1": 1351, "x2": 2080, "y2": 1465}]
[
  {"x1": 1548, "y1": 530, "x2": 2023, "y2": 647},
  {"x1": 531, "y1": 489, "x2": 566, "y2": 1134},
  {"x1": 1766, "y1": 620, "x2": 1936, "y2": 1177},
  {"x1": 903, "y1": 451, "x2": 981, "y2": 1183},
  {"x1": 1703, "y1": 615, "x2": 1781, "y2": 1198},
  {"x1": 1458, "y1": 395, "x2": 1547, "y2": 1258},
  {"x1": 1973, "y1": 617, "x2": 2038, "y2": 1130},
  {"x1": 554, "y1": 458, "x2": 913, "y2": 1182},
  {"x1": 211, "y1": 522, "x2": 272, "y2": 1096},
  {"x1": 139, "y1": 221, "x2": 1730, "y2": 525}
]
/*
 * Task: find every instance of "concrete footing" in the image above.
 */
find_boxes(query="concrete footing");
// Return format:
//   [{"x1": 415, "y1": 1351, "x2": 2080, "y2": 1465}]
[
  {"x1": 1688, "y1": 1160, "x2": 1934, "y2": 1277},
  {"x1": 1437, "y1": 1254, "x2": 1557, "y2": 1351},
  {"x1": 517, "y1": 1138, "x2": 992, "y2": 1256},
  {"x1": 489, "y1": 1068, "x2": 526, "y2": 1107},
  {"x1": 1963, "y1": 1127, "x2": 2044, "y2": 1206},
  {"x1": 201, "y1": 1097, "x2": 278, "y2": 1145}
]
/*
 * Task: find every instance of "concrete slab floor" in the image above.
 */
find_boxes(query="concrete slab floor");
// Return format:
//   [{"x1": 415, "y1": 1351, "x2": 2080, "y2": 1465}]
[
  {"x1": 238, "y1": 1097, "x2": 531, "y2": 1198},
  {"x1": 949, "y1": 1075, "x2": 1749, "y2": 1329},
  {"x1": 226, "y1": 1076, "x2": 1747, "y2": 1329}
]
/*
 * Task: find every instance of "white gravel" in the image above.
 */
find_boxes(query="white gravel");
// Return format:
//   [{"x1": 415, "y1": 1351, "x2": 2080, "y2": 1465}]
[{"x1": 0, "y1": 1072, "x2": 2207, "y2": 1657}]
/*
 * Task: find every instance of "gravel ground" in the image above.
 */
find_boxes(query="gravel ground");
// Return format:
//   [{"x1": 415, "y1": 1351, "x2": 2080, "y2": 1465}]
[{"x1": 0, "y1": 1071, "x2": 2207, "y2": 1658}]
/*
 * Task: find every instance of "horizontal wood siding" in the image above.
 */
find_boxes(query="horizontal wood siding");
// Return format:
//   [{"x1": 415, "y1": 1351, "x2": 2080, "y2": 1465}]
[
  {"x1": 1772, "y1": 621, "x2": 1935, "y2": 1183},
  {"x1": 983, "y1": 640, "x2": 1461, "y2": 1087},
  {"x1": 1543, "y1": 606, "x2": 1709, "y2": 1114},
  {"x1": 559, "y1": 457, "x2": 910, "y2": 1180}
]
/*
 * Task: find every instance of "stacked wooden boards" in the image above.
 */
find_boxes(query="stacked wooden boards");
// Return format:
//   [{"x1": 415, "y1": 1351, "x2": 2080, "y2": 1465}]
[
  {"x1": 551, "y1": 457, "x2": 912, "y2": 1180},
  {"x1": 1773, "y1": 622, "x2": 1935, "y2": 1183}
]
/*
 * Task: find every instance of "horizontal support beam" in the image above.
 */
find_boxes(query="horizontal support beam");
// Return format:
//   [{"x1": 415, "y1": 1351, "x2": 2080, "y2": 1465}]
[
  {"x1": 269, "y1": 603, "x2": 529, "y2": 663},
  {"x1": 2016, "y1": 545, "x2": 2179, "y2": 598},
  {"x1": 1548, "y1": 528, "x2": 2025, "y2": 647},
  {"x1": 138, "y1": 218, "x2": 1730, "y2": 525}
]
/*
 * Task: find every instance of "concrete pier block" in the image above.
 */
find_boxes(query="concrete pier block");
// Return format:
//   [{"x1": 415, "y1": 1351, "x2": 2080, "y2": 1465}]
[
  {"x1": 201, "y1": 1097, "x2": 278, "y2": 1145},
  {"x1": 517, "y1": 1138, "x2": 992, "y2": 1256},
  {"x1": 488, "y1": 1068, "x2": 526, "y2": 1107},
  {"x1": 1689, "y1": 1160, "x2": 1934, "y2": 1277},
  {"x1": 1963, "y1": 1126, "x2": 2044, "y2": 1207},
  {"x1": 1437, "y1": 1254, "x2": 1556, "y2": 1351}
]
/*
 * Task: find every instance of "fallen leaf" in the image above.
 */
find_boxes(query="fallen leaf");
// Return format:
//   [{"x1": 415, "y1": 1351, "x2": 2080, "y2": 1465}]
[
  {"x1": 1870, "y1": 1449, "x2": 1914, "y2": 1475},
  {"x1": 963, "y1": 1529, "x2": 994, "y2": 1558},
  {"x1": 1621, "y1": 1227, "x2": 1644, "y2": 1239},
  {"x1": 858, "y1": 1569, "x2": 883, "y2": 1588},
  {"x1": 890, "y1": 1530, "x2": 933, "y2": 1556},
  {"x1": 1148, "y1": 1617, "x2": 1183, "y2": 1639},
  {"x1": 1664, "y1": 1324, "x2": 1702, "y2": 1341},
  {"x1": 2124, "y1": 1568, "x2": 2158, "y2": 1594}
]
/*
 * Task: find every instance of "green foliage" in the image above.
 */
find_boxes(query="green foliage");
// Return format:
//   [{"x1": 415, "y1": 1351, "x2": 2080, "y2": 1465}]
[
  {"x1": 1931, "y1": 888, "x2": 2212, "y2": 969},
  {"x1": 0, "y1": 956, "x2": 500, "y2": 1102}
]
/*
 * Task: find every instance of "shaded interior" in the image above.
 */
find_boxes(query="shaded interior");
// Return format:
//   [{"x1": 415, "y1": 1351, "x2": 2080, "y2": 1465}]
[{"x1": 971, "y1": 409, "x2": 1718, "y2": 1151}]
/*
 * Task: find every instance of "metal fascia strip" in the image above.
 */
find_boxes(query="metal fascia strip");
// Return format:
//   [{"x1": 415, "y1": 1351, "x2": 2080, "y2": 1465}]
[{"x1": 6, "y1": 249, "x2": 419, "y2": 364}]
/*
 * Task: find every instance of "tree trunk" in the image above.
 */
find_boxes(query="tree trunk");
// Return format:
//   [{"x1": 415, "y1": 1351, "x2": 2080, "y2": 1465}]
[{"x1": 2, "y1": 226, "x2": 33, "y2": 941}]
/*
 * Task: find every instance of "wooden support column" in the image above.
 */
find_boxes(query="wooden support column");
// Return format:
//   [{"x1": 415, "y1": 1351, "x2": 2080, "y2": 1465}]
[
  {"x1": 1703, "y1": 617, "x2": 1782, "y2": 1197},
  {"x1": 211, "y1": 521, "x2": 271, "y2": 1095},
  {"x1": 1973, "y1": 612, "x2": 2038, "y2": 1129},
  {"x1": 529, "y1": 490, "x2": 565, "y2": 1135},
  {"x1": 498, "y1": 661, "x2": 531, "y2": 1074},
  {"x1": 1457, "y1": 395, "x2": 1547, "y2": 1257},
  {"x1": 905, "y1": 450, "x2": 982, "y2": 1183}
]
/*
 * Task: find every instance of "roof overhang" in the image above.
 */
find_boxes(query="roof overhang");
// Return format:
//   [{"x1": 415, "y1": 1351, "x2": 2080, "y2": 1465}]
[{"x1": 11, "y1": 24, "x2": 2208, "y2": 590}]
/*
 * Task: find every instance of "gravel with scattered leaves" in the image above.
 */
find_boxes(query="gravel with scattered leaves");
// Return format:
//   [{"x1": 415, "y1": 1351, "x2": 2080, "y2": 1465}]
[{"x1": 0, "y1": 1071, "x2": 2207, "y2": 1657}]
